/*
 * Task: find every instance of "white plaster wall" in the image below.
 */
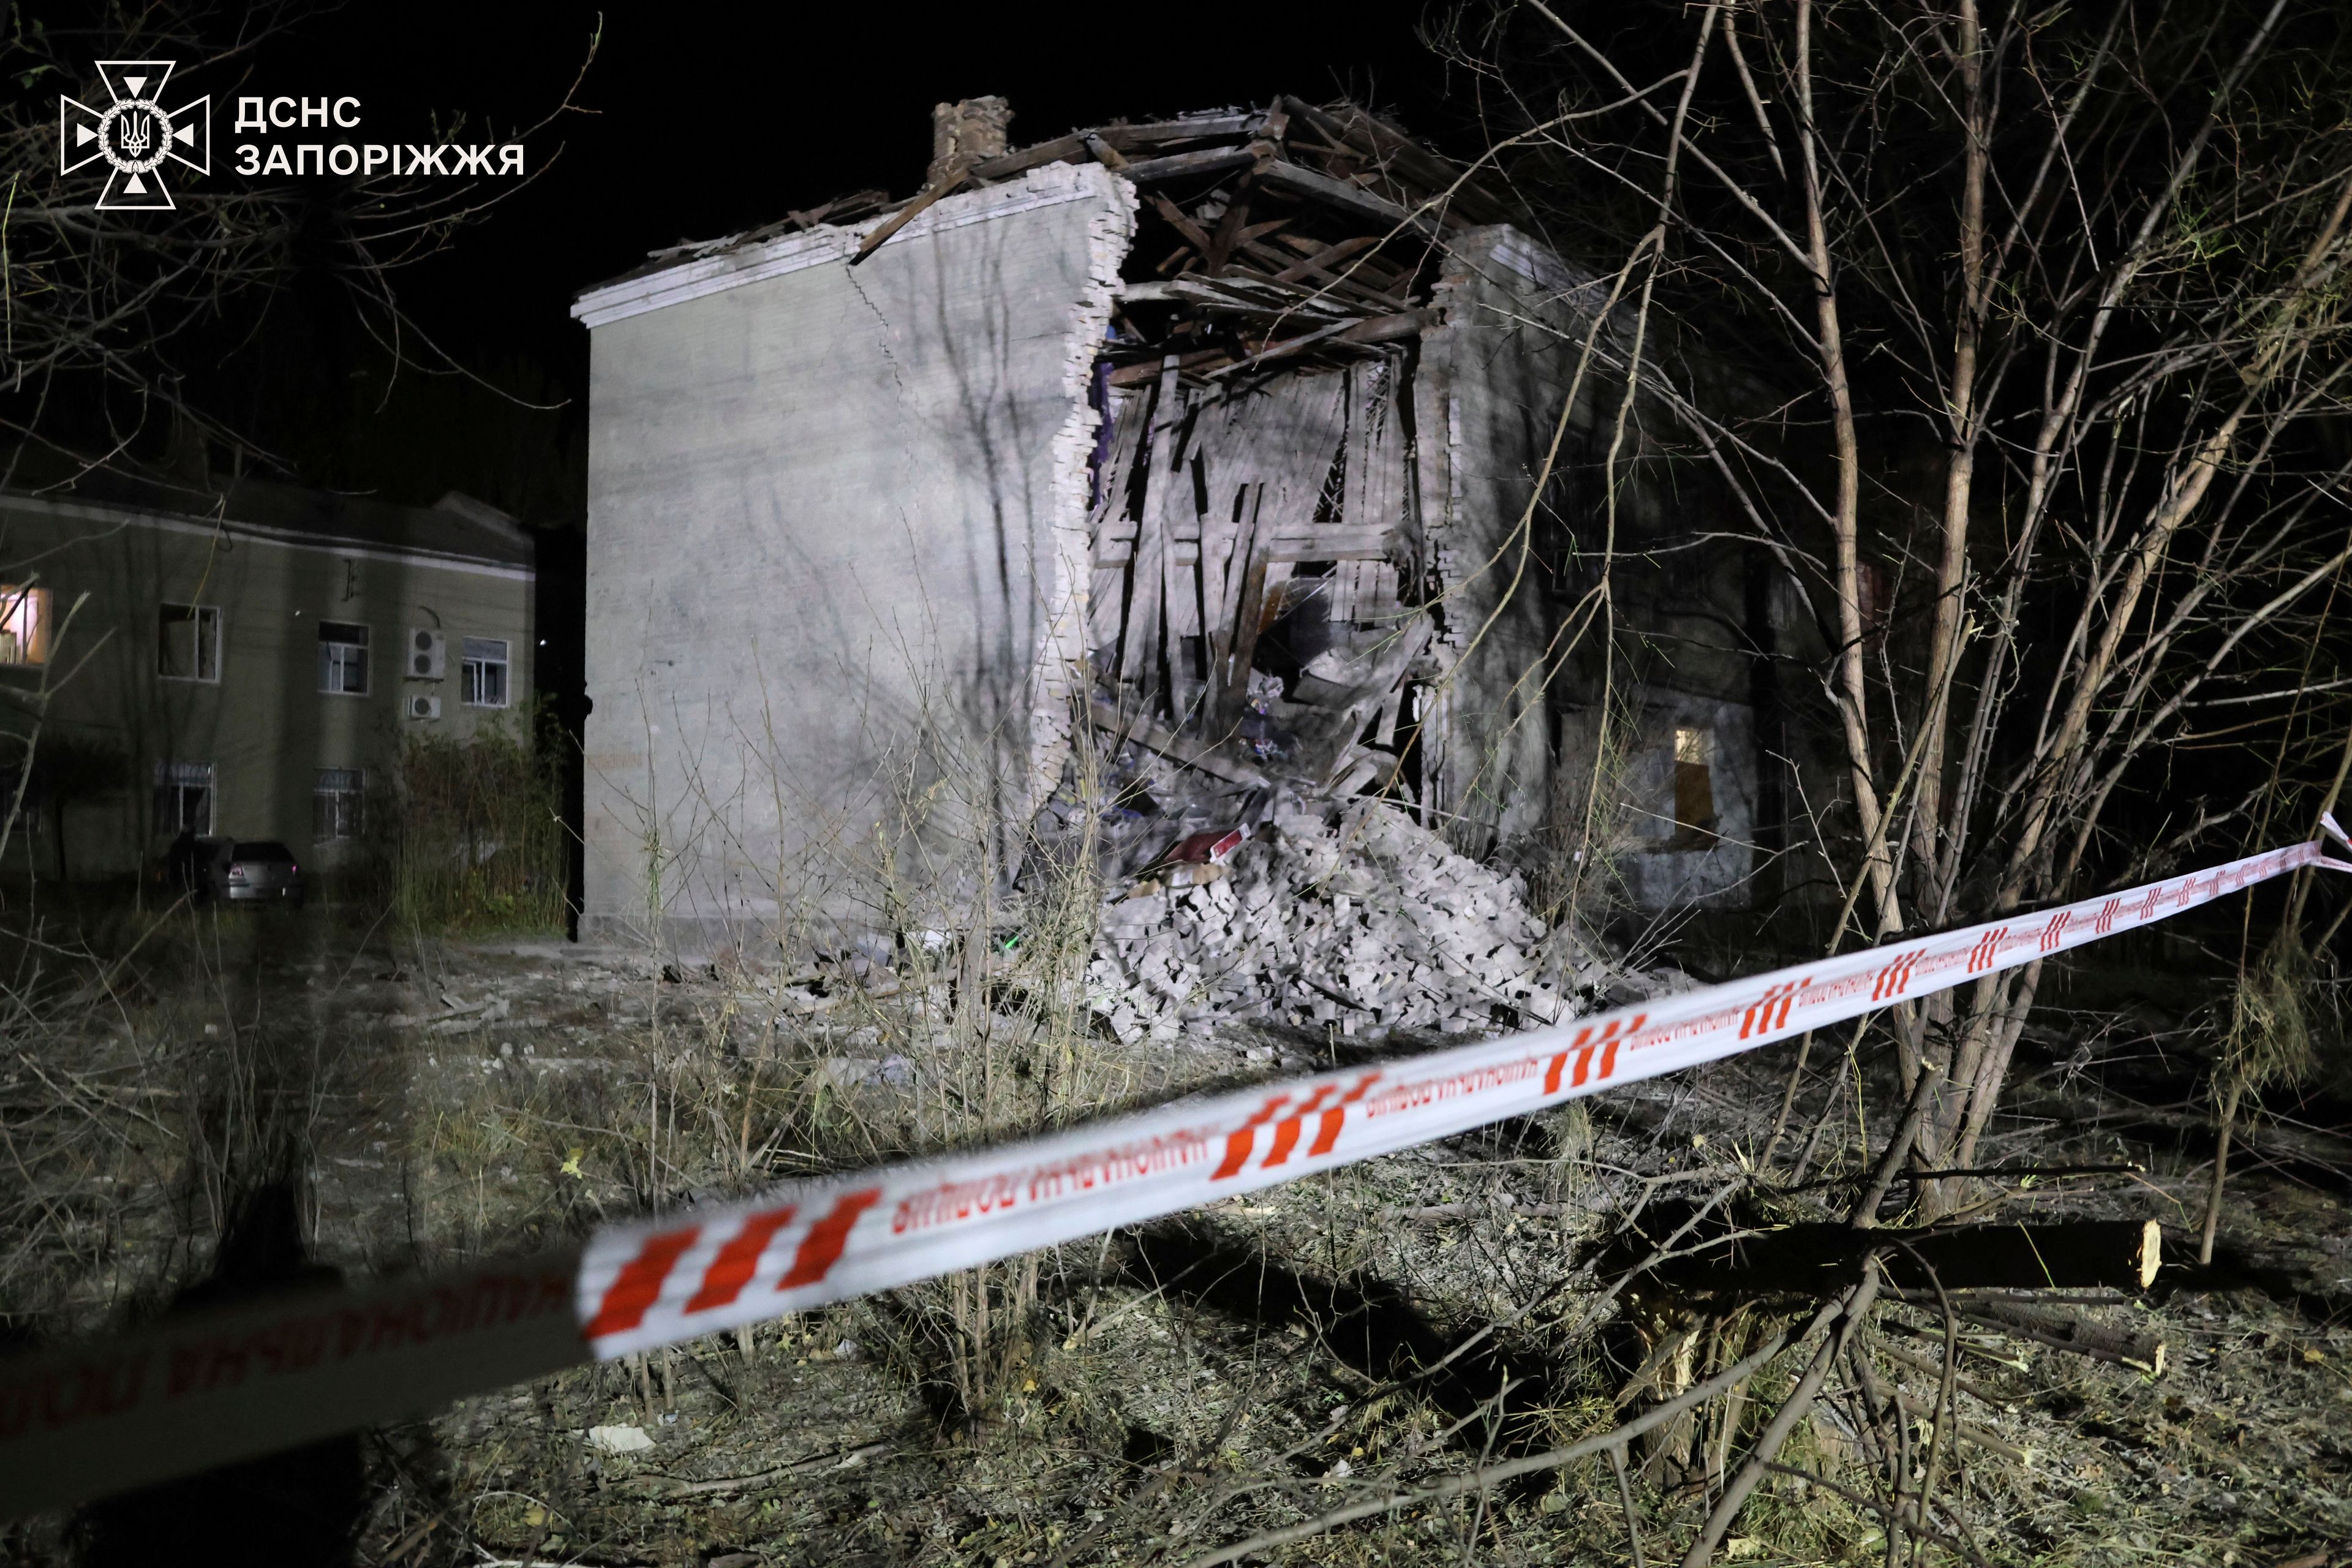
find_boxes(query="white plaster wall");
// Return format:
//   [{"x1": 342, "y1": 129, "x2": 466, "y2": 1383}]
[
  {"x1": 577, "y1": 165, "x2": 1133, "y2": 945},
  {"x1": 1418, "y1": 227, "x2": 1605, "y2": 854}
]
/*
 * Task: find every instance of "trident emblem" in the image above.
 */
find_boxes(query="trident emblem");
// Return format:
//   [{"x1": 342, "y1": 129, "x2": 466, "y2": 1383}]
[{"x1": 59, "y1": 60, "x2": 211, "y2": 211}]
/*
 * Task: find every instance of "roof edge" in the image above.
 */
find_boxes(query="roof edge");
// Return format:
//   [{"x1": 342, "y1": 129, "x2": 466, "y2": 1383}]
[
  {"x1": 571, "y1": 162, "x2": 1121, "y2": 330},
  {"x1": 0, "y1": 490, "x2": 537, "y2": 580}
]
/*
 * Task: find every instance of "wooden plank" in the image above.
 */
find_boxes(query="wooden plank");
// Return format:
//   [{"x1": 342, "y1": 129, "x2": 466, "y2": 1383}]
[
  {"x1": 1120, "y1": 145, "x2": 1262, "y2": 185},
  {"x1": 1239, "y1": 239, "x2": 1412, "y2": 314},
  {"x1": 1207, "y1": 318, "x2": 1357, "y2": 380},
  {"x1": 1206, "y1": 473, "x2": 1271, "y2": 729},
  {"x1": 1090, "y1": 136, "x2": 1225, "y2": 271},
  {"x1": 1262, "y1": 526, "x2": 1396, "y2": 562},
  {"x1": 968, "y1": 116, "x2": 1265, "y2": 183},
  {"x1": 1086, "y1": 565, "x2": 1129, "y2": 656},
  {"x1": 850, "y1": 172, "x2": 966, "y2": 265},
  {"x1": 1102, "y1": 115, "x2": 1256, "y2": 146},
  {"x1": 1312, "y1": 617, "x2": 1433, "y2": 789},
  {"x1": 1279, "y1": 96, "x2": 1513, "y2": 225},
  {"x1": 1271, "y1": 230, "x2": 1415, "y2": 293},
  {"x1": 1332, "y1": 105, "x2": 1515, "y2": 224},
  {"x1": 1110, "y1": 521, "x2": 1381, "y2": 566},
  {"x1": 1170, "y1": 270, "x2": 1360, "y2": 323},
  {"x1": 1119, "y1": 363, "x2": 1185, "y2": 686},
  {"x1": 969, "y1": 135, "x2": 1085, "y2": 181},
  {"x1": 1219, "y1": 556, "x2": 1274, "y2": 736},
  {"x1": 1162, "y1": 468, "x2": 1204, "y2": 718},
  {"x1": 1257, "y1": 160, "x2": 1437, "y2": 235},
  {"x1": 1107, "y1": 349, "x2": 1226, "y2": 388},
  {"x1": 1088, "y1": 701, "x2": 1267, "y2": 789},
  {"x1": 1205, "y1": 183, "x2": 1254, "y2": 271},
  {"x1": 1110, "y1": 309, "x2": 1425, "y2": 394},
  {"x1": 1270, "y1": 233, "x2": 1381, "y2": 285},
  {"x1": 1205, "y1": 309, "x2": 1429, "y2": 383}
]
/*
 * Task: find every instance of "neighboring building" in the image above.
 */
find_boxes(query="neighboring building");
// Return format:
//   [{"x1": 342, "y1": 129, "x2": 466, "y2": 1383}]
[
  {"x1": 0, "y1": 474, "x2": 535, "y2": 884},
  {"x1": 571, "y1": 96, "x2": 1792, "y2": 947}
]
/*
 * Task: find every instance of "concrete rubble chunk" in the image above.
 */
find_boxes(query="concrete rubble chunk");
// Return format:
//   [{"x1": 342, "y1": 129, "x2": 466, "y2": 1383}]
[
  {"x1": 587, "y1": 1424, "x2": 655, "y2": 1454},
  {"x1": 1084, "y1": 790, "x2": 1629, "y2": 1044}
]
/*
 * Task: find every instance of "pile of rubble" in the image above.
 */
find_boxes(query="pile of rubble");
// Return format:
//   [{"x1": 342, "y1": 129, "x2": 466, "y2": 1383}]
[{"x1": 1085, "y1": 793, "x2": 1611, "y2": 1044}]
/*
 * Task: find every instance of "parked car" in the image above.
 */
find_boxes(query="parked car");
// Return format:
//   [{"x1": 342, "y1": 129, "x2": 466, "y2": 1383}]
[{"x1": 166, "y1": 835, "x2": 304, "y2": 907}]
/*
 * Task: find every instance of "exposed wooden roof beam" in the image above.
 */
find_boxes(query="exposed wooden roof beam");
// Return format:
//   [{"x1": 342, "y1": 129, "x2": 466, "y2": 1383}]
[
  {"x1": 1268, "y1": 233, "x2": 1381, "y2": 285},
  {"x1": 1257, "y1": 161, "x2": 1443, "y2": 236}
]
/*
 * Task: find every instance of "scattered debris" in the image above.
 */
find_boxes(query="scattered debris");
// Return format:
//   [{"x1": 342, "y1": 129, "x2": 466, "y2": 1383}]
[
  {"x1": 1086, "y1": 792, "x2": 1618, "y2": 1042},
  {"x1": 587, "y1": 1424, "x2": 655, "y2": 1455}
]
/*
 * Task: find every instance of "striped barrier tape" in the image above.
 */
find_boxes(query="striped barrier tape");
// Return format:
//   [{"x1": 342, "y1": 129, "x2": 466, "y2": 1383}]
[{"x1": 2, "y1": 834, "x2": 2344, "y2": 1517}]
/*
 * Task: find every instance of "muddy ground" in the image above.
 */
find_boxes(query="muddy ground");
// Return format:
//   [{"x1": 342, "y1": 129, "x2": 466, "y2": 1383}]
[{"x1": 3, "y1": 914, "x2": 2350, "y2": 1567}]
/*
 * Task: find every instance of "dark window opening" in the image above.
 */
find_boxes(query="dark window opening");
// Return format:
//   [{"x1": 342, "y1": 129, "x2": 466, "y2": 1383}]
[
  {"x1": 1670, "y1": 726, "x2": 1717, "y2": 849},
  {"x1": 159, "y1": 604, "x2": 221, "y2": 681}
]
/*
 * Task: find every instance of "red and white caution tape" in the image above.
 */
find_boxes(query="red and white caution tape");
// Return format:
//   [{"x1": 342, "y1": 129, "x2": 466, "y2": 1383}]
[
  {"x1": 2, "y1": 836, "x2": 2342, "y2": 1517},
  {"x1": 575, "y1": 839, "x2": 2342, "y2": 1356}
]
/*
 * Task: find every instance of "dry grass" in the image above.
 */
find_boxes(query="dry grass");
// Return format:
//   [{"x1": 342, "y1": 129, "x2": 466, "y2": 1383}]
[
  {"x1": 2, "y1": 729, "x2": 2350, "y2": 1567},
  {"x1": 390, "y1": 707, "x2": 568, "y2": 937}
]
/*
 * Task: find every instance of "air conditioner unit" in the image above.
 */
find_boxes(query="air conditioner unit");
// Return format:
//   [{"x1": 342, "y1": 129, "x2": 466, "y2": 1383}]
[
  {"x1": 406, "y1": 694, "x2": 442, "y2": 721},
  {"x1": 409, "y1": 628, "x2": 446, "y2": 679}
]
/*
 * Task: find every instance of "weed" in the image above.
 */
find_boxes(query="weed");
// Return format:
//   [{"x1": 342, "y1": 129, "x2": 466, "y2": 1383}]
[{"x1": 390, "y1": 704, "x2": 568, "y2": 935}]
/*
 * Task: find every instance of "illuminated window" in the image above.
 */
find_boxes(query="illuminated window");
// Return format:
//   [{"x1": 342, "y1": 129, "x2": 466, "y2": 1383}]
[
  {"x1": 461, "y1": 636, "x2": 509, "y2": 707},
  {"x1": 1671, "y1": 726, "x2": 1716, "y2": 848},
  {"x1": 317, "y1": 620, "x2": 369, "y2": 695},
  {"x1": 159, "y1": 603, "x2": 221, "y2": 681},
  {"x1": 0, "y1": 586, "x2": 51, "y2": 665}
]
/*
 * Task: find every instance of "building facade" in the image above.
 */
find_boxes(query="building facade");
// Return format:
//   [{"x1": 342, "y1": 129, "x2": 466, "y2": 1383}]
[
  {"x1": 0, "y1": 476, "x2": 535, "y2": 885},
  {"x1": 571, "y1": 99, "x2": 1790, "y2": 947}
]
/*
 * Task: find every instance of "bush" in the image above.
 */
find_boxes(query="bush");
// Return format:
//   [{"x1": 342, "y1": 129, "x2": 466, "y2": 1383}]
[{"x1": 391, "y1": 704, "x2": 566, "y2": 933}]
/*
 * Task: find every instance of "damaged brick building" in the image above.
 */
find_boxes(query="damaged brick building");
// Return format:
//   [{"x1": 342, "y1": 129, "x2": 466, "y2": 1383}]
[{"x1": 570, "y1": 97, "x2": 1788, "y2": 947}]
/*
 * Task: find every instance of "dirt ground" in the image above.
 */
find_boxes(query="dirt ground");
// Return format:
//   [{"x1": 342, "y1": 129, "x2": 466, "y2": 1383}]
[{"x1": 4, "y1": 914, "x2": 2350, "y2": 1567}]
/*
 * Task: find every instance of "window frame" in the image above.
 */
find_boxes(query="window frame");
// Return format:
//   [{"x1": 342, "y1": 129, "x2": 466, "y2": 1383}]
[
  {"x1": 0, "y1": 585, "x2": 54, "y2": 668},
  {"x1": 158, "y1": 603, "x2": 223, "y2": 683},
  {"x1": 317, "y1": 619, "x2": 371, "y2": 697},
  {"x1": 1667, "y1": 725, "x2": 1718, "y2": 851},
  {"x1": 153, "y1": 760, "x2": 215, "y2": 836},
  {"x1": 312, "y1": 766, "x2": 364, "y2": 842},
  {"x1": 460, "y1": 635, "x2": 511, "y2": 709}
]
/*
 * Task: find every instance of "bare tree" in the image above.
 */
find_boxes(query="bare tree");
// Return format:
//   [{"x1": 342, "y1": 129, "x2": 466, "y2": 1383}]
[
  {"x1": 1447, "y1": 0, "x2": 2352, "y2": 1197},
  {"x1": 0, "y1": 2, "x2": 595, "y2": 484}
]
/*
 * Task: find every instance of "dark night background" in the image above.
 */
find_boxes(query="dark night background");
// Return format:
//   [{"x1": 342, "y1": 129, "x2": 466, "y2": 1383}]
[
  {"x1": 192, "y1": 0, "x2": 1455, "y2": 714},
  {"x1": 236, "y1": 7, "x2": 1460, "y2": 502}
]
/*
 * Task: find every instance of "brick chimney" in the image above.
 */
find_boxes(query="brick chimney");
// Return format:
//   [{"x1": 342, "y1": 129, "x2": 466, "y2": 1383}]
[{"x1": 927, "y1": 97, "x2": 1011, "y2": 188}]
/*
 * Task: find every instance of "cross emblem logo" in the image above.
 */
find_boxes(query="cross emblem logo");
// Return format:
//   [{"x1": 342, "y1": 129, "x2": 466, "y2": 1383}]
[{"x1": 59, "y1": 61, "x2": 211, "y2": 211}]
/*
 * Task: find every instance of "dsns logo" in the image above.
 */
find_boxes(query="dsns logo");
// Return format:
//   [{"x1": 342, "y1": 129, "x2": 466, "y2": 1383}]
[{"x1": 59, "y1": 61, "x2": 211, "y2": 211}]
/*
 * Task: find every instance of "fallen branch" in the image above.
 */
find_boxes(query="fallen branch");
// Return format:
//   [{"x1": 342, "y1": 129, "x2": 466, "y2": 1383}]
[
  {"x1": 635, "y1": 1440, "x2": 892, "y2": 1496},
  {"x1": 1760, "y1": 1463, "x2": 1989, "y2": 1564},
  {"x1": 1652, "y1": 1220, "x2": 2160, "y2": 1295},
  {"x1": 1183, "y1": 1288, "x2": 1853, "y2": 1567},
  {"x1": 1395, "y1": 1198, "x2": 1575, "y2": 1223},
  {"x1": 1875, "y1": 1341, "x2": 2015, "y2": 1411},
  {"x1": 1678, "y1": 1271, "x2": 1885, "y2": 1567},
  {"x1": 1956, "y1": 1299, "x2": 2167, "y2": 1374},
  {"x1": 1884, "y1": 1388, "x2": 2032, "y2": 1464}
]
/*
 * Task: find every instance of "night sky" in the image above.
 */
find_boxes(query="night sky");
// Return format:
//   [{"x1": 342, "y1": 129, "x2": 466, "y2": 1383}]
[
  {"x1": 169, "y1": 0, "x2": 1455, "y2": 757},
  {"x1": 253, "y1": 0, "x2": 1456, "y2": 527}
]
